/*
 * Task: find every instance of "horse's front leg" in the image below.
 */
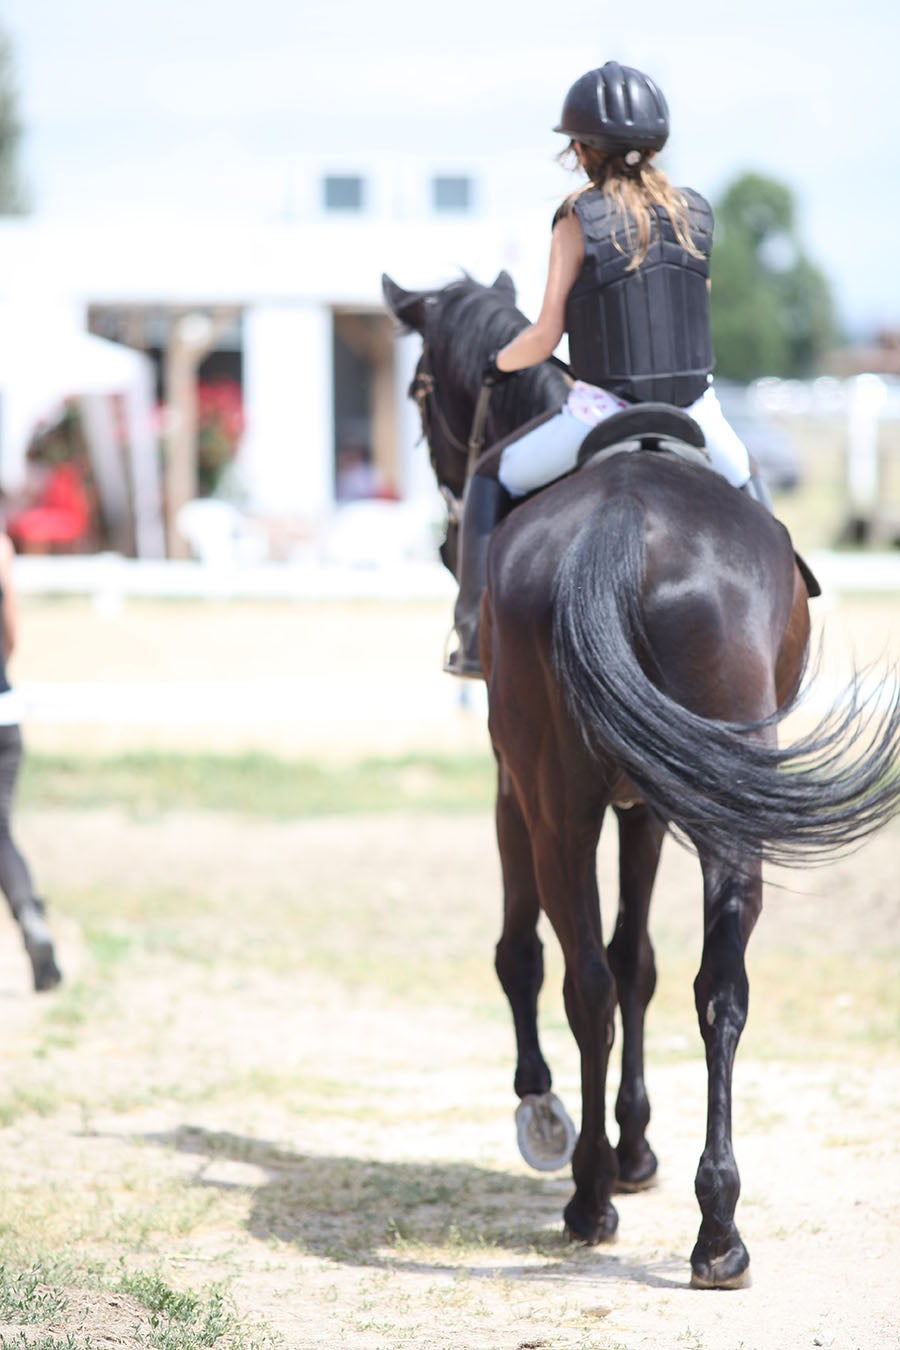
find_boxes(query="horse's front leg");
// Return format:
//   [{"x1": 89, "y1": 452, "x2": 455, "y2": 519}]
[
  {"x1": 531, "y1": 813, "x2": 619, "y2": 1243},
  {"x1": 607, "y1": 803, "x2": 665, "y2": 1190},
  {"x1": 493, "y1": 770, "x2": 552, "y2": 1101},
  {"x1": 690, "y1": 848, "x2": 762, "y2": 1289}
]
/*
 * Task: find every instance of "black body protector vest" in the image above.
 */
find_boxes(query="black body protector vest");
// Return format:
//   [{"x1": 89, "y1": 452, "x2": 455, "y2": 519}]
[{"x1": 564, "y1": 187, "x2": 714, "y2": 407}]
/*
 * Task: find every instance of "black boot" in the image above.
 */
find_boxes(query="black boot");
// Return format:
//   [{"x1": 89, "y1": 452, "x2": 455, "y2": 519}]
[
  {"x1": 17, "y1": 898, "x2": 62, "y2": 992},
  {"x1": 443, "y1": 476, "x2": 510, "y2": 680},
  {"x1": 741, "y1": 474, "x2": 821, "y2": 597}
]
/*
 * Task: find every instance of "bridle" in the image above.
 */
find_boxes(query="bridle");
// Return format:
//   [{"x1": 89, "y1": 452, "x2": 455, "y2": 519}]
[{"x1": 410, "y1": 342, "x2": 494, "y2": 505}]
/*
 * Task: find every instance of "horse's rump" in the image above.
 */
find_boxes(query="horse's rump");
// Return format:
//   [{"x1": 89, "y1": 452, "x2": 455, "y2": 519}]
[{"x1": 487, "y1": 450, "x2": 900, "y2": 865}]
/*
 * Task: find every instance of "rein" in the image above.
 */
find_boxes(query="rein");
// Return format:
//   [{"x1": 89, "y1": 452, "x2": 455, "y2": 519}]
[
  {"x1": 411, "y1": 345, "x2": 494, "y2": 490},
  {"x1": 411, "y1": 344, "x2": 574, "y2": 519}
]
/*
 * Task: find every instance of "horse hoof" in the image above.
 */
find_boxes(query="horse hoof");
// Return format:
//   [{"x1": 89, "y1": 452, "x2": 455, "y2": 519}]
[
  {"x1": 614, "y1": 1142, "x2": 658, "y2": 1192},
  {"x1": 690, "y1": 1243, "x2": 751, "y2": 1290},
  {"x1": 19, "y1": 901, "x2": 63, "y2": 992},
  {"x1": 563, "y1": 1198, "x2": 619, "y2": 1245},
  {"x1": 30, "y1": 947, "x2": 63, "y2": 992},
  {"x1": 515, "y1": 1092, "x2": 577, "y2": 1172}
]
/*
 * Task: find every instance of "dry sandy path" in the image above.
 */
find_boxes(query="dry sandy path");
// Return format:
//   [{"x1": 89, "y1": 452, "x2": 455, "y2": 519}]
[{"x1": 1, "y1": 805, "x2": 897, "y2": 1350}]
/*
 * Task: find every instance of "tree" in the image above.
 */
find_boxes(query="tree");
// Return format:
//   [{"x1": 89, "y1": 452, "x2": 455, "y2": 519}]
[
  {"x1": 709, "y1": 171, "x2": 836, "y2": 381},
  {"x1": 0, "y1": 25, "x2": 29, "y2": 214}
]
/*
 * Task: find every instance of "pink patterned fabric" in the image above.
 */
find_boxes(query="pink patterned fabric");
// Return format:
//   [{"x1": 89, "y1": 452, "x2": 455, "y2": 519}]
[{"x1": 566, "y1": 380, "x2": 629, "y2": 427}]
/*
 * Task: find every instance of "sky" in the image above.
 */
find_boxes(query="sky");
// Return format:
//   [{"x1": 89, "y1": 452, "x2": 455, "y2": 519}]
[{"x1": 2, "y1": 0, "x2": 899, "y2": 337}]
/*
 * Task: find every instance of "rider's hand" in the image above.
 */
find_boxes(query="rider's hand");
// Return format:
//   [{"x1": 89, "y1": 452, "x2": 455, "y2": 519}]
[{"x1": 482, "y1": 351, "x2": 515, "y2": 386}]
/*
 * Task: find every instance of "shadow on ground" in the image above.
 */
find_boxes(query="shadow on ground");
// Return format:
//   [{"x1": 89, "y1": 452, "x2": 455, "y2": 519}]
[{"x1": 128, "y1": 1123, "x2": 687, "y2": 1290}]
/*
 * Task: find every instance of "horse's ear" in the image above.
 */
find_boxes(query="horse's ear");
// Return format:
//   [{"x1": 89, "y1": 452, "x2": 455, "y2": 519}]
[
  {"x1": 382, "y1": 274, "x2": 429, "y2": 333},
  {"x1": 491, "y1": 270, "x2": 517, "y2": 303}
]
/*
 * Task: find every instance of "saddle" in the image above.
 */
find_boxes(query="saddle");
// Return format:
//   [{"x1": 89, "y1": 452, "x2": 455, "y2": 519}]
[{"x1": 576, "y1": 402, "x2": 709, "y2": 472}]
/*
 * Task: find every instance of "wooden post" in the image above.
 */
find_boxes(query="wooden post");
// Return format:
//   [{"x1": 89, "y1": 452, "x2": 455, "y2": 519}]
[
  {"x1": 371, "y1": 322, "x2": 397, "y2": 495},
  {"x1": 163, "y1": 310, "x2": 239, "y2": 559},
  {"x1": 334, "y1": 312, "x2": 397, "y2": 496}
]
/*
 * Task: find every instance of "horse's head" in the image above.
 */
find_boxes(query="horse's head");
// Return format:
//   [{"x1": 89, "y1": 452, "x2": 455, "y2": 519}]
[
  {"x1": 383, "y1": 271, "x2": 568, "y2": 572},
  {"x1": 383, "y1": 271, "x2": 545, "y2": 497}
]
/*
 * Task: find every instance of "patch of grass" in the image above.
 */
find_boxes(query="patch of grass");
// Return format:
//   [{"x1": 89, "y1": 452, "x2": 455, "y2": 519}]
[
  {"x1": 0, "y1": 1263, "x2": 68, "y2": 1323},
  {"x1": 82, "y1": 929, "x2": 136, "y2": 968},
  {"x1": 117, "y1": 1271, "x2": 275, "y2": 1349},
  {"x1": 115, "y1": 1270, "x2": 235, "y2": 1348},
  {"x1": 0, "y1": 1337, "x2": 80, "y2": 1350},
  {"x1": 0, "y1": 1257, "x2": 274, "y2": 1350},
  {"x1": 20, "y1": 751, "x2": 495, "y2": 818},
  {"x1": 0, "y1": 1085, "x2": 66, "y2": 1129}
]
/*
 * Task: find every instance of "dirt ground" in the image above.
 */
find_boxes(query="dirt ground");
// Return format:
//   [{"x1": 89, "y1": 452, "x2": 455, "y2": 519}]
[
  {"x1": 0, "y1": 591, "x2": 898, "y2": 1350},
  {"x1": 1, "y1": 808, "x2": 898, "y2": 1350}
]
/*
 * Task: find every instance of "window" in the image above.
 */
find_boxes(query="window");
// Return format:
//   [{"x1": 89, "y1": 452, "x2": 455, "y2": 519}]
[
  {"x1": 432, "y1": 175, "x2": 473, "y2": 213},
  {"x1": 323, "y1": 175, "x2": 364, "y2": 212}
]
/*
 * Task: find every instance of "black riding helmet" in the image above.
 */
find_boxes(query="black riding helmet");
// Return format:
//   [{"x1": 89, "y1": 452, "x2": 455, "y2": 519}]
[{"x1": 554, "y1": 61, "x2": 669, "y2": 154}]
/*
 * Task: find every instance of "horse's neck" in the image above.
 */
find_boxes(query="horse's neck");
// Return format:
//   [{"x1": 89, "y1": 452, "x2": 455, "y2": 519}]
[{"x1": 488, "y1": 371, "x2": 563, "y2": 446}]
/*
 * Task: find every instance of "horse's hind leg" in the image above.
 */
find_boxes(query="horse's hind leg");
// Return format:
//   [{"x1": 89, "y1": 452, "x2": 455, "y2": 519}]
[
  {"x1": 494, "y1": 776, "x2": 551, "y2": 1099},
  {"x1": 690, "y1": 849, "x2": 762, "y2": 1289},
  {"x1": 607, "y1": 804, "x2": 665, "y2": 1190},
  {"x1": 528, "y1": 812, "x2": 619, "y2": 1244}
]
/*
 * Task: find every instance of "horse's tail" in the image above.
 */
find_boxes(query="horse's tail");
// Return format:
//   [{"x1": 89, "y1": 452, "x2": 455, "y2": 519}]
[{"x1": 551, "y1": 495, "x2": 900, "y2": 864}]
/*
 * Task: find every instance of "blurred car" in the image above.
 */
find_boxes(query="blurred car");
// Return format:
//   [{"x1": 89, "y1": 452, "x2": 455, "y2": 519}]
[{"x1": 714, "y1": 380, "x2": 802, "y2": 491}]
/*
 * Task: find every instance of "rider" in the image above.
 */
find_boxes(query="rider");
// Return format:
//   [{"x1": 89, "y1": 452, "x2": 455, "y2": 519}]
[{"x1": 445, "y1": 60, "x2": 771, "y2": 679}]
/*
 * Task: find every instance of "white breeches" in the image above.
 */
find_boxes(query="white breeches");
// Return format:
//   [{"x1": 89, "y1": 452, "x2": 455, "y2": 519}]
[{"x1": 497, "y1": 383, "x2": 752, "y2": 500}]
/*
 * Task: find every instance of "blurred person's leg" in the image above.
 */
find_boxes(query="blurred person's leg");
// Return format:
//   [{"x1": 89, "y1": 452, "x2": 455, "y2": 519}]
[{"x1": 0, "y1": 725, "x2": 62, "y2": 991}]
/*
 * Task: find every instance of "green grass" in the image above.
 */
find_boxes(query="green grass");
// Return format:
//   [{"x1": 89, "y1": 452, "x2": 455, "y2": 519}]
[
  {"x1": 0, "y1": 1338, "x2": 79, "y2": 1349},
  {"x1": 0, "y1": 1259, "x2": 273, "y2": 1350},
  {"x1": 114, "y1": 1270, "x2": 231, "y2": 1348},
  {"x1": 19, "y1": 751, "x2": 495, "y2": 818},
  {"x1": 0, "y1": 1263, "x2": 68, "y2": 1324}
]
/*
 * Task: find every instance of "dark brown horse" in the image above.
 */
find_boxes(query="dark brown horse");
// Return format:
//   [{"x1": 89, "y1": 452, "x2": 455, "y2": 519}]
[{"x1": 382, "y1": 270, "x2": 900, "y2": 1288}]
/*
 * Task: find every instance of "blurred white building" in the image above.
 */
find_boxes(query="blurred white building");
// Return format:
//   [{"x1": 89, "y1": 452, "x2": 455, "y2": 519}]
[{"x1": 0, "y1": 153, "x2": 560, "y2": 557}]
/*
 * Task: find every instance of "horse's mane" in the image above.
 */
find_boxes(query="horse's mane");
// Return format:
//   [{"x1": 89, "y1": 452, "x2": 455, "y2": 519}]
[{"x1": 433, "y1": 274, "x2": 569, "y2": 425}]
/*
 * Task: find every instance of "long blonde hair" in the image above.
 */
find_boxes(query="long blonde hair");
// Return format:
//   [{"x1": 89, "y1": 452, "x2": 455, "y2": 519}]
[{"x1": 558, "y1": 141, "x2": 703, "y2": 272}]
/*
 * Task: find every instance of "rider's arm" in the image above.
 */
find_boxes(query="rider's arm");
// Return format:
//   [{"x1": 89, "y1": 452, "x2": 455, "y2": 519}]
[{"x1": 495, "y1": 210, "x2": 584, "y2": 372}]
